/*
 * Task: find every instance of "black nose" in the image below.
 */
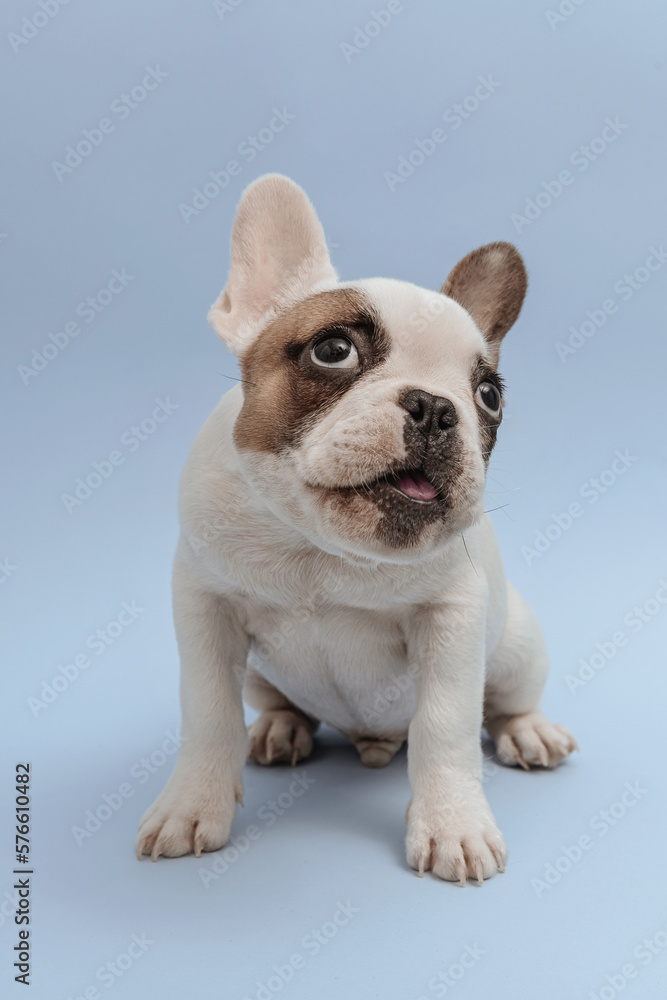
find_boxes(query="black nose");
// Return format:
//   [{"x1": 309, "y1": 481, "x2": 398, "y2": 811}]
[{"x1": 399, "y1": 388, "x2": 458, "y2": 433}]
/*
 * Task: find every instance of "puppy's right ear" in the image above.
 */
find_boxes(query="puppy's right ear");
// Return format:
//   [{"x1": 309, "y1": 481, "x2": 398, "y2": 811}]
[{"x1": 208, "y1": 174, "x2": 337, "y2": 357}]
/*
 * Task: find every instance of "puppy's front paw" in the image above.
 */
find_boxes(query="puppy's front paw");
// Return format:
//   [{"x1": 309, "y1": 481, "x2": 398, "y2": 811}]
[
  {"x1": 490, "y1": 711, "x2": 579, "y2": 770},
  {"x1": 136, "y1": 778, "x2": 241, "y2": 861},
  {"x1": 406, "y1": 798, "x2": 507, "y2": 886},
  {"x1": 247, "y1": 709, "x2": 314, "y2": 766}
]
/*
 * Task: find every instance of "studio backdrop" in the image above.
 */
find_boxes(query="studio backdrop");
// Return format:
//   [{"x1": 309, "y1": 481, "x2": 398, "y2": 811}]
[{"x1": 2, "y1": 1, "x2": 666, "y2": 998}]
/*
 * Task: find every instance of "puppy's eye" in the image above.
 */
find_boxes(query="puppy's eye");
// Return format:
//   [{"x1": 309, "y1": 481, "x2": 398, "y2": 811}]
[
  {"x1": 476, "y1": 381, "x2": 501, "y2": 415},
  {"x1": 311, "y1": 335, "x2": 358, "y2": 369}
]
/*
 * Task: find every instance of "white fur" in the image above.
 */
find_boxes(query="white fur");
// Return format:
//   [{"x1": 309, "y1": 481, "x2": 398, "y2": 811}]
[{"x1": 137, "y1": 176, "x2": 577, "y2": 882}]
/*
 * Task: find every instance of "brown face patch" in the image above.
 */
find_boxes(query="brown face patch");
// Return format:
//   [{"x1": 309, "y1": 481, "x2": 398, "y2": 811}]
[
  {"x1": 234, "y1": 288, "x2": 389, "y2": 454},
  {"x1": 470, "y1": 356, "x2": 504, "y2": 466}
]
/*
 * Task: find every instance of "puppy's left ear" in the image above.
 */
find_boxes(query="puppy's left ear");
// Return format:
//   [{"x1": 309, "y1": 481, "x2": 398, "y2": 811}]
[{"x1": 440, "y1": 242, "x2": 527, "y2": 364}]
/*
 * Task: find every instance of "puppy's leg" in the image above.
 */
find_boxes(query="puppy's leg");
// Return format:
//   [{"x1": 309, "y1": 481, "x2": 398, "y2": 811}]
[
  {"x1": 484, "y1": 583, "x2": 578, "y2": 769},
  {"x1": 405, "y1": 594, "x2": 508, "y2": 884},
  {"x1": 244, "y1": 667, "x2": 318, "y2": 767},
  {"x1": 348, "y1": 733, "x2": 405, "y2": 769},
  {"x1": 136, "y1": 553, "x2": 249, "y2": 860}
]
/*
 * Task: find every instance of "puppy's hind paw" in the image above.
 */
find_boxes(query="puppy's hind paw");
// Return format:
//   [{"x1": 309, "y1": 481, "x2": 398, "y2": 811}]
[
  {"x1": 247, "y1": 709, "x2": 315, "y2": 767},
  {"x1": 490, "y1": 712, "x2": 578, "y2": 770},
  {"x1": 353, "y1": 735, "x2": 404, "y2": 768}
]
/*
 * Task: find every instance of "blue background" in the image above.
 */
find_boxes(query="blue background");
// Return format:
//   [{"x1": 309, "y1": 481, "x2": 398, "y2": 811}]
[{"x1": 2, "y1": 0, "x2": 667, "y2": 997}]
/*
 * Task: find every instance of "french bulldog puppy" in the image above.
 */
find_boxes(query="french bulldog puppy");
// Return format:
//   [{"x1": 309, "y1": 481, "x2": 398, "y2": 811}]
[{"x1": 137, "y1": 174, "x2": 577, "y2": 883}]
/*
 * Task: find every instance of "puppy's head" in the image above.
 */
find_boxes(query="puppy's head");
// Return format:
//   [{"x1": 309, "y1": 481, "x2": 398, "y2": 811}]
[{"x1": 209, "y1": 175, "x2": 527, "y2": 563}]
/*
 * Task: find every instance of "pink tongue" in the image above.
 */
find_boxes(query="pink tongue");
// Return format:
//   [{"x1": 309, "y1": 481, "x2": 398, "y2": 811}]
[{"x1": 396, "y1": 472, "x2": 438, "y2": 501}]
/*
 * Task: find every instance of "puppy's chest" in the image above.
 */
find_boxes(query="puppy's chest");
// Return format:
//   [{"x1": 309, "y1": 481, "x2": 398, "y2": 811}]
[{"x1": 242, "y1": 600, "x2": 416, "y2": 733}]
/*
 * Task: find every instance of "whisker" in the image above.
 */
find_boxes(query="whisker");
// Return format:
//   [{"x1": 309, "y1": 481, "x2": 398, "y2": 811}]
[
  {"x1": 461, "y1": 536, "x2": 478, "y2": 577},
  {"x1": 484, "y1": 486, "x2": 523, "y2": 496},
  {"x1": 483, "y1": 503, "x2": 511, "y2": 515},
  {"x1": 217, "y1": 371, "x2": 257, "y2": 388}
]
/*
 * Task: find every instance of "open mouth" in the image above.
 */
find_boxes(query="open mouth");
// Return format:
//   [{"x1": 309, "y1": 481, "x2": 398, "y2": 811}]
[{"x1": 385, "y1": 469, "x2": 441, "y2": 503}]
